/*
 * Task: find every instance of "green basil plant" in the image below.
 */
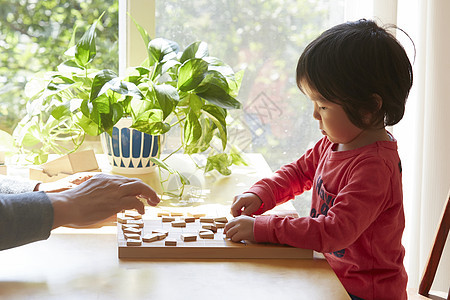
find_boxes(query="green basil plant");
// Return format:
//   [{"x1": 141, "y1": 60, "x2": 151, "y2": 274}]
[{"x1": 13, "y1": 13, "x2": 246, "y2": 196}]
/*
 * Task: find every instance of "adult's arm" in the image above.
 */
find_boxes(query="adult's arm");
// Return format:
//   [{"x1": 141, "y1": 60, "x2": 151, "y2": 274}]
[
  {"x1": 0, "y1": 173, "x2": 160, "y2": 251},
  {"x1": 0, "y1": 192, "x2": 53, "y2": 250}
]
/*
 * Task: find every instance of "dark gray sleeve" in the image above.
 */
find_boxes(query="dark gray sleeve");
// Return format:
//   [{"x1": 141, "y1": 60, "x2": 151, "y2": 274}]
[
  {"x1": 0, "y1": 191, "x2": 53, "y2": 250},
  {"x1": 0, "y1": 175, "x2": 40, "y2": 194}
]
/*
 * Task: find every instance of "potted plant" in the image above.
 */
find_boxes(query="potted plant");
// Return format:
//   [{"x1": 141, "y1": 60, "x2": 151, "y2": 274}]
[{"x1": 13, "y1": 14, "x2": 246, "y2": 197}]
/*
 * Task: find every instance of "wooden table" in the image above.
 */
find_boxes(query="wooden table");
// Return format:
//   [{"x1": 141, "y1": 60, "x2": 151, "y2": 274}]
[
  {"x1": 0, "y1": 154, "x2": 350, "y2": 299},
  {"x1": 0, "y1": 232, "x2": 349, "y2": 300}
]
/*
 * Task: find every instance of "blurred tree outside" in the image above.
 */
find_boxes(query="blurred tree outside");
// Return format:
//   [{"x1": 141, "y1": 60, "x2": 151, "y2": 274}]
[{"x1": 0, "y1": 0, "x2": 118, "y2": 135}]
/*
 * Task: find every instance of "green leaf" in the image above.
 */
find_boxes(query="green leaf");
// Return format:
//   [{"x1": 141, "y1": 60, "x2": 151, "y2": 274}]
[
  {"x1": 111, "y1": 103, "x2": 124, "y2": 123},
  {"x1": 194, "y1": 70, "x2": 229, "y2": 94},
  {"x1": 51, "y1": 103, "x2": 71, "y2": 120},
  {"x1": 161, "y1": 59, "x2": 181, "y2": 75},
  {"x1": 148, "y1": 157, "x2": 190, "y2": 185},
  {"x1": 180, "y1": 41, "x2": 209, "y2": 63},
  {"x1": 92, "y1": 93, "x2": 111, "y2": 114},
  {"x1": 202, "y1": 105, "x2": 227, "y2": 150},
  {"x1": 33, "y1": 153, "x2": 49, "y2": 165},
  {"x1": 19, "y1": 124, "x2": 42, "y2": 148},
  {"x1": 154, "y1": 84, "x2": 178, "y2": 120},
  {"x1": 198, "y1": 92, "x2": 241, "y2": 110},
  {"x1": 100, "y1": 102, "x2": 123, "y2": 134},
  {"x1": 101, "y1": 78, "x2": 144, "y2": 99},
  {"x1": 47, "y1": 75, "x2": 75, "y2": 90},
  {"x1": 132, "y1": 109, "x2": 171, "y2": 135},
  {"x1": 90, "y1": 69, "x2": 118, "y2": 101},
  {"x1": 130, "y1": 92, "x2": 154, "y2": 118},
  {"x1": 58, "y1": 59, "x2": 84, "y2": 73},
  {"x1": 77, "y1": 114, "x2": 102, "y2": 136},
  {"x1": 205, "y1": 57, "x2": 235, "y2": 77},
  {"x1": 121, "y1": 96, "x2": 133, "y2": 115},
  {"x1": 42, "y1": 75, "x2": 76, "y2": 99},
  {"x1": 177, "y1": 58, "x2": 209, "y2": 92},
  {"x1": 79, "y1": 94, "x2": 122, "y2": 136},
  {"x1": 148, "y1": 38, "x2": 179, "y2": 66},
  {"x1": 205, "y1": 153, "x2": 232, "y2": 176},
  {"x1": 134, "y1": 66, "x2": 151, "y2": 76},
  {"x1": 229, "y1": 69, "x2": 244, "y2": 98},
  {"x1": 178, "y1": 93, "x2": 203, "y2": 113},
  {"x1": 184, "y1": 117, "x2": 214, "y2": 154},
  {"x1": 195, "y1": 71, "x2": 242, "y2": 110},
  {"x1": 75, "y1": 12, "x2": 104, "y2": 67},
  {"x1": 203, "y1": 58, "x2": 244, "y2": 97},
  {"x1": 81, "y1": 98, "x2": 100, "y2": 125},
  {"x1": 149, "y1": 157, "x2": 173, "y2": 172},
  {"x1": 230, "y1": 145, "x2": 248, "y2": 166},
  {"x1": 183, "y1": 110, "x2": 202, "y2": 150}
]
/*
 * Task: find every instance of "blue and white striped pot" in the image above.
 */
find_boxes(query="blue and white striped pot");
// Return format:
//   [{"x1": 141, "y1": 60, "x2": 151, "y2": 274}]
[{"x1": 100, "y1": 118, "x2": 164, "y2": 174}]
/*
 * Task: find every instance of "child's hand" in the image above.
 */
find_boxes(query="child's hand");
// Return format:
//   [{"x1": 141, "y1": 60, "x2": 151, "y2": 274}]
[
  {"x1": 224, "y1": 215, "x2": 255, "y2": 242},
  {"x1": 230, "y1": 193, "x2": 263, "y2": 217}
]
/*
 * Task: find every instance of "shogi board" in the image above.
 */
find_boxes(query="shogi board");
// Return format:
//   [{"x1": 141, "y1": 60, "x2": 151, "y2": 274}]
[{"x1": 118, "y1": 218, "x2": 313, "y2": 259}]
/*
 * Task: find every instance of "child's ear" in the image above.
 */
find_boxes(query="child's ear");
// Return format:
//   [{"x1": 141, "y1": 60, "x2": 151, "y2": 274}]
[
  {"x1": 372, "y1": 94, "x2": 383, "y2": 111},
  {"x1": 362, "y1": 94, "x2": 383, "y2": 127}
]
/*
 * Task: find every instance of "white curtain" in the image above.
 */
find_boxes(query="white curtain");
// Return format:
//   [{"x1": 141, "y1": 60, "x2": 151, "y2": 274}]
[{"x1": 393, "y1": 0, "x2": 450, "y2": 292}]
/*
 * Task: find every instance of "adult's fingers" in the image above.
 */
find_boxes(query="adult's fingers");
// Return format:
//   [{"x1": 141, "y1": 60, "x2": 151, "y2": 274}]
[
  {"x1": 118, "y1": 180, "x2": 160, "y2": 206},
  {"x1": 68, "y1": 172, "x2": 96, "y2": 185},
  {"x1": 120, "y1": 195, "x2": 146, "y2": 214},
  {"x1": 137, "y1": 194, "x2": 160, "y2": 207}
]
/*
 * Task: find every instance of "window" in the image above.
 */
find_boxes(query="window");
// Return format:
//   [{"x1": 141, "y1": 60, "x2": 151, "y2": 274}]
[
  {"x1": 1, "y1": 0, "x2": 361, "y2": 212},
  {"x1": 153, "y1": 0, "x2": 344, "y2": 167},
  {"x1": 152, "y1": 0, "x2": 346, "y2": 214},
  {"x1": 1, "y1": 0, "x2": 350, "y2": 213}
]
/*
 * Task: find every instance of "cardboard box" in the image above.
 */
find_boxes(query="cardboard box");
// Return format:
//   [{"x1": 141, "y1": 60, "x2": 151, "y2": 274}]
[{"x1": 29, "y1": 150, "x2": 101, "y2": 182}]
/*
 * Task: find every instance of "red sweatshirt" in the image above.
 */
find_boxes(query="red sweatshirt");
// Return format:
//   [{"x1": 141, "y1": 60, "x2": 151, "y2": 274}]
[{"x1": 249, "y1": 137, "x2": 407, "y2": 299}]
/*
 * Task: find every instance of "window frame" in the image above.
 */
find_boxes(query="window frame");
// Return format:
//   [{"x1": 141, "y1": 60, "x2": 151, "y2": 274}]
[{"x1": 119, "y1": 0, "x2": 156, "y2": 76}]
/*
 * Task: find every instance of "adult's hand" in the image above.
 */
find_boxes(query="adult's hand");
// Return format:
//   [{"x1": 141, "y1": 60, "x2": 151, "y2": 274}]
[{"x1": 47, "y1": 173, "x2": 160, "y2": 228}]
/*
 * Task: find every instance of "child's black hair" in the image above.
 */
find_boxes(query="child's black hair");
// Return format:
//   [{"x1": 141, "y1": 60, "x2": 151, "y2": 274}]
[{"x1": 296, "y1": 19, "x2": 413, "y2": 128}]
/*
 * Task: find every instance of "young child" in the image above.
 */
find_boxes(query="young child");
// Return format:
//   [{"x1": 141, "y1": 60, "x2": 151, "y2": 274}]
[{"x1": 224, "y1": 19, "x2": 413, "y2": 300}]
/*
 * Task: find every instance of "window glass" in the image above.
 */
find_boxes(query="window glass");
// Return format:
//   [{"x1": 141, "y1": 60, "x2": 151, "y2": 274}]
[
  {"x1": 156, "y1": 0, "x2": 345, "y2": 213},
  {"x1": 0, "y1": 0, "x2": 118, "y2": 134},
  {"x1": 156, "y1": 0, "x2": 344, "y2": 170}
]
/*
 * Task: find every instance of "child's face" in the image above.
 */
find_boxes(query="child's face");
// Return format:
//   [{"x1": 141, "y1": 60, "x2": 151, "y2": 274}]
[{"x1": 301, "y1": 83, "x2": 363, "y2": 148}]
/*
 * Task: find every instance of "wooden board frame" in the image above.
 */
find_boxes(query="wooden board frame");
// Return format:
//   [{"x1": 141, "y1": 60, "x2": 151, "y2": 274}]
[{"x1": 118, "y1": 217, "x2": 312, "y2": 260}]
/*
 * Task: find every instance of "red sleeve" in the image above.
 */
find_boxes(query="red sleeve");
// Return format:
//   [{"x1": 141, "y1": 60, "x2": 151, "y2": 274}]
[
  {"x1": 247, "y1": 138, "x2": 328, "y2": 215},
  {"x1": 254, "y1": 156, "x2": 395, "y2": 253}
]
